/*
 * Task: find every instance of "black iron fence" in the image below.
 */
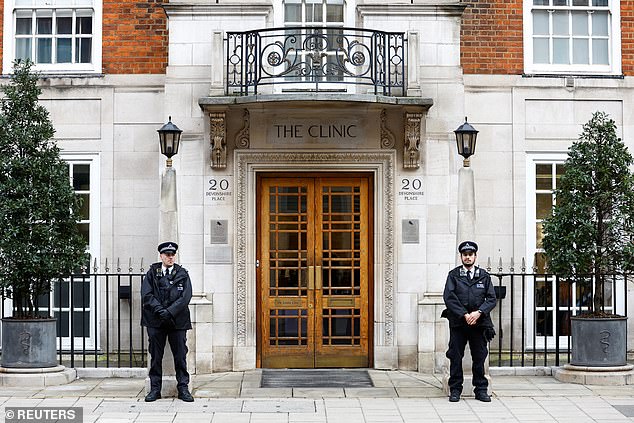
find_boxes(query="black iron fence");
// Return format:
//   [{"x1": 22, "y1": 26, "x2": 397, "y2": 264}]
[
  {"x1": 2, "y1": 256, "x2": 631, "y2": 369},
  {"x1": 0, "y1": 259, "x2": 147, "y2": 368},
  {"x1": 226, "y1": 26, "x2": 405, "y2": 95},
  {"x1": 486, "y1": 258, "x2": 632, "y2": 367}
]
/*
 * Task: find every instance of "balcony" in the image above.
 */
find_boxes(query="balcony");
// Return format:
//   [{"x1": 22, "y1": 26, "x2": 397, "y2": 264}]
[{"x1": 226, "y1": 27, "x2": 405, "y2": 96}]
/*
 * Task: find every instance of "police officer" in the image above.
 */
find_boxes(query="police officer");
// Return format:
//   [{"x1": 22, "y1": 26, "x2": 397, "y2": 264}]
[
  {"x1": 443, "y1": 241, "x2": 496, "y2": 403},
  {"x1": 141, "y1": 242, "x2": 194, "y2": 402}
]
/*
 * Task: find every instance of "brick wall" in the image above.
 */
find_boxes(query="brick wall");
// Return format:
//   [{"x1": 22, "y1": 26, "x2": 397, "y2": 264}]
[
  {"x1": 622, "y1": 1, "x2": 634, "y2": 75},
  {"x1": 460, "y1": 0, "x2": 524, "y2": 75},
  {"x1": 103, "y1": 0, "x2": 168, "y2": 74}
]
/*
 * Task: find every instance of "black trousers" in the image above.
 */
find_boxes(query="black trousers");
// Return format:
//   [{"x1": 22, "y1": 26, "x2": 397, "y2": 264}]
[
  {"x1": 446, "y1": 325, "x2": 488, "y2": 394},
  {"x1": 147, "y1": 326, "x2": 190, "y2": 391}
]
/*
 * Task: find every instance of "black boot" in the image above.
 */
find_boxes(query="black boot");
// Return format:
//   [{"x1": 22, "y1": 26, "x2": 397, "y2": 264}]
[
  {"x1": 177, "y1": 388, "x2": 194, "y2": 402},
  {"x1": 144, "y1": 390, "x2": 161, "y2": 402}
]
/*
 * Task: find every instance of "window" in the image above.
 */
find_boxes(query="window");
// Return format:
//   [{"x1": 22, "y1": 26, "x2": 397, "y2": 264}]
[
  {"x1": 526, "y1": 157, "x2": 622, "y2": 349},
  {"x1": 276, "y1": 0, "x2": 347, "y2": 86},
  {"x1": 524, "y1": 0, "x2": 621, "y2": 75},
  {"x1": 3, "y1": 0, "x2": 102, "y2": 74},
  {"x1": 533, "y1": 162, "x2": 565, "y2": 273},
  {"x1": 45, "y1": 156, "x2": 100, "y2": 349},
  {"x1": 284, "y1": 0, "x2": 346, "y2": 83},
  {"x1": 284, "y1": 0, "x2": 345, "y2": 26}
]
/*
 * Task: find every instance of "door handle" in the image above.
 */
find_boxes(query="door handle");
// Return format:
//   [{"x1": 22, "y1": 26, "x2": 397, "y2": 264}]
[
  {"x1": 308, "y1": 266, "x2": 315, "y2": 290},
  {"x1": 315, "y1": 265, "x2": 322, "y2": 290}
]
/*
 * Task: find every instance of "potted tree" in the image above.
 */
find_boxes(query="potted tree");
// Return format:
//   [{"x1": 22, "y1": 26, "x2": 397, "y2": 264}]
[
  {"x1": 0, "y1": 60, "x2": 86, "y2": 368},
  {"x1": 542, "y1": 111, "x2": 634, "y2": 367}
]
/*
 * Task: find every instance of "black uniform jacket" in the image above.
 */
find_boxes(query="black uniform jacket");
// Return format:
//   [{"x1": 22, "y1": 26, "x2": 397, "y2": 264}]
[
  {"x1": 141, "y1": 262, "x2": 192, "y2": 330},
  {"x1": 443, "y1": 266, "x2": 496, "y2": 328}
]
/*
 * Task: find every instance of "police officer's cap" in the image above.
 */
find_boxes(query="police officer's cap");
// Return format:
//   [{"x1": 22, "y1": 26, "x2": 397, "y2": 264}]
[
  {"x1": 458, "y1": 241, "x2": 478, "y2": 253},
  {"x1": 158, "y1": 242, "x2": 178, "y2": 254}
]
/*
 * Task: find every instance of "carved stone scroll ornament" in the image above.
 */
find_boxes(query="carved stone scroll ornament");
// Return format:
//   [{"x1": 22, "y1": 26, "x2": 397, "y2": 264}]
[
  {"x1": 404, "y1": 113, "x2": 422, "y2": 169},
  {"x1": 380, "y1": 109, "x2": 395, "y2": 149},
  {"x1": 210, "y1": 112, "x2": 227, "y2": 169},
  {"x1": 235, "y1": 109, "x2": 250, "y2": 149}
]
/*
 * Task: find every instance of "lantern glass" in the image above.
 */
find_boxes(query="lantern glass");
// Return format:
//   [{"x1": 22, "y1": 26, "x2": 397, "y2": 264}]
[
  {"x1": 454, "y1": 118, "x2": 478, "y2": 160},
  {"x1": 157, "y1": 117, "x2": 183, "y2": 160}
]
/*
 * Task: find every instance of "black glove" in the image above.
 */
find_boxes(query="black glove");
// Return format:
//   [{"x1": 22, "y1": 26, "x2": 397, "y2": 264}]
[
  {"x1": 483, "y1": 327, "x2": 496, "y2": 342},
  {"x1": 156, "y1": 308, "x2": 172, "y2": 321}
]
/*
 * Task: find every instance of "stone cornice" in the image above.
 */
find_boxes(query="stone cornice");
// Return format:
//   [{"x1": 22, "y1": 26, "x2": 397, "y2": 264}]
[
  {"x1": 200, "y1": 94, "x2": 433, "y2": 109},
  {"x1": 356, "y1": 3, "x2": 467, "y2": 17},
  {"x1": 163, "y1": 3, "x2": 272, "y2": 17}
]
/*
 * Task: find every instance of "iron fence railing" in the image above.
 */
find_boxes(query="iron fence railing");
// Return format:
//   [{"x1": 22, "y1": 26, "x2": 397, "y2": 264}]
[
  {"x1": 0, "y1": 259, "x2": 147, "y2": 368},
  {"x1": 226, "y1": 26, "x2": 405, "y2": 95},
  {"x1": 2, "y1": 255, "x2": 631, "y2": 369},
  {"x1": 485, "y1": 258, "x2": 632, "y2": 367}
]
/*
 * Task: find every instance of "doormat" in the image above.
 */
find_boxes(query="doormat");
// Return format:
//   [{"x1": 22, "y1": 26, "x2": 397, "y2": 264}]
[{"x1": 261, "y1": 369, "x2": 373, "y2": 388}]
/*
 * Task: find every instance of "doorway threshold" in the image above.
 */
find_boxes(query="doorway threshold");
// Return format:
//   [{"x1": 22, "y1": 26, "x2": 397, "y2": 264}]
[{"x1": 261, "y1": 369, "x2": 373, "y2": 388}]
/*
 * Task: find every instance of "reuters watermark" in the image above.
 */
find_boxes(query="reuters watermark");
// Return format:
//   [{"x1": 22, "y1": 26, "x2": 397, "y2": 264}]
[{"x1": 4, "y1": 407, "x2": 83, "y2": 423}]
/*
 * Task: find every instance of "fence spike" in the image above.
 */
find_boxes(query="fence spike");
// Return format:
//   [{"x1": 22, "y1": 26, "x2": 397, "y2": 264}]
[
  {"x1": 486, "y1": 257, "x2": 492, "y2": 272},
  {"x1": 105, "y1": 257, "x2": 109, "y2": 272},
  {"x1": 509, "y1": 257, "x2": 515, "y2": 273},
  {"x1": 140, "y1": 257, "x2": 144, "y2": 273},
  {"x1": 128, "y1": 257, "x2": 133, "y2": 273},
  {"x1": 521, "y1": 257, "x2": 526, "y2": 273},
  {"x1": 93, "y1": 257, "x2": 99, "y2": 273},
  {"x1": 498, "y1": 257, "x2": 503, "y2": 273},
  {"x1": 117, "y1": 257, "x2": 121, "y2": 273}
]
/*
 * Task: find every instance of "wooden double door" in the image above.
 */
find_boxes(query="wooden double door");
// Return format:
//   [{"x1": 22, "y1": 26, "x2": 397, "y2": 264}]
[{"x1": 257, "y1": 174, "x2": 372, "y2": 368}]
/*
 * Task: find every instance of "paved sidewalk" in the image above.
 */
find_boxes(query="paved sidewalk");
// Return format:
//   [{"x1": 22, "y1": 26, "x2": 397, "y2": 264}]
[{"x1": 1, "y1": 370, "x2": 634, "y2": 422}]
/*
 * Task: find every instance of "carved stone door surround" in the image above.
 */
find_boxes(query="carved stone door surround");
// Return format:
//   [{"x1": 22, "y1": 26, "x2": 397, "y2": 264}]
[{"x1": 233, "y1": 150, "x2": 397, "y2": 370}]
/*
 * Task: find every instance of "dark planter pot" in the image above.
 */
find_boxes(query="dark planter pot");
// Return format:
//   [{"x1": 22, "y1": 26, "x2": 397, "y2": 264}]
[
  {"x1": 570, "y1": 316, "x2": 627, "y2": 367},
  {"x1": 1, "y1": 318, "x2": 57, "y2": 368}
]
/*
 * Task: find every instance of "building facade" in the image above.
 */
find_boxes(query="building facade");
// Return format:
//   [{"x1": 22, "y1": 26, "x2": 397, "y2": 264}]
[{"x1": 1, "y1": 0, "x2": 632, "y2": 373}]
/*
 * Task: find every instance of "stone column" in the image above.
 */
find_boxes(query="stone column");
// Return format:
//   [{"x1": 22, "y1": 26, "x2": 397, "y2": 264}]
[
  {"x1": 160, "y1": 166, "x2": 179, "y2": 243},
  {"x1": 442, "y1": 164, "x2": 491, "y2": 397},
  {"x1": 456, "y1": 166, "x2": 475, "y2": 246},
  {"x1": 209, "y1": 31, "x2": 225, "y2": 96},
  {"x1": 146, "y1": 165, "x2": 180, "y2": 396}
]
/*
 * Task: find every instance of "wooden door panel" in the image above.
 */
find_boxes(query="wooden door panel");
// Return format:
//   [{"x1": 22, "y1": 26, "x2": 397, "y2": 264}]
[
  {"x1": 259, "y1": 175, "x2": 370, "y2": 368},
  {"x1": 260, "y1": 180, "x2": 315, "y2": 368},
  {"x1": 315, "y1": 178, "x2": 369, "y2": 367}
]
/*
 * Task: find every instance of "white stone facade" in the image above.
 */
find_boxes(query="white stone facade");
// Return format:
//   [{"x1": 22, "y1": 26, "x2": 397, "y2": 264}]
[{"x1": 34, "y1": 1, "x2": 634, "y2": 374}]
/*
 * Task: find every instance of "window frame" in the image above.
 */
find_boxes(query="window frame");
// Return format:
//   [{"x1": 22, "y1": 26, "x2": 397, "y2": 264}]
[
  {"x1": 525, "y1": 154, "x2": 624, "y2": 350},
  {"x1": 3, "y1": 0, "x2": 102, "y2": 74},
  {"x1": 523, "y1": 0, "x2": 621, "y2": 75},
  {"x1": 55, "y1": 154, "x2": 101, "y2": 350},
  {"x1": 273, "y1": 0, "x2": 355, "y2": 28},
  {"x1": 272, "y1": 0, "x2": 357, "y2": 92}
]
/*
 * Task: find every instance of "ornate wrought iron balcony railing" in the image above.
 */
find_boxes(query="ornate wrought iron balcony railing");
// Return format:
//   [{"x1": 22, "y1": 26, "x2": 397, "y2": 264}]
[{"x1": 226, "y1": 27, "x2": 405, "y2": 96}]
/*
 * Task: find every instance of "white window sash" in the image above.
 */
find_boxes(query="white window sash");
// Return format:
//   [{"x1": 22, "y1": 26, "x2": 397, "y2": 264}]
[
  {"x1": 523, "y1": 0, "x2": 621, "y2": 75},
  {"x1": 3, "y1": 0, "x2": 102, "y2": 74}
]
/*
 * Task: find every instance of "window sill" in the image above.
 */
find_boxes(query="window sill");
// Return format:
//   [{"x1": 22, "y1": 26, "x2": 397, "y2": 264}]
[{"x1": 522, "y1": 73, "x2": 625, "y2": 79}]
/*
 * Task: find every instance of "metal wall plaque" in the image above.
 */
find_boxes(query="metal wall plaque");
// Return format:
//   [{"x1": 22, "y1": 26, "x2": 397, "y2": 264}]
[
  {"x1": 205, "y1": 245, "x2": 232, "y2": 264},
  {"x1": 210, "y1": 219, "x2": 228, "y2": 244},
  {"x1": 328, "y1": 298, "x2": 355, "y2": 307},
  {"x1": 402, "y1": 219, "x2": 419, "y2": 244},
  {"x1": 274, "y1": 298, "x2": 303, "y2": 308}
]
